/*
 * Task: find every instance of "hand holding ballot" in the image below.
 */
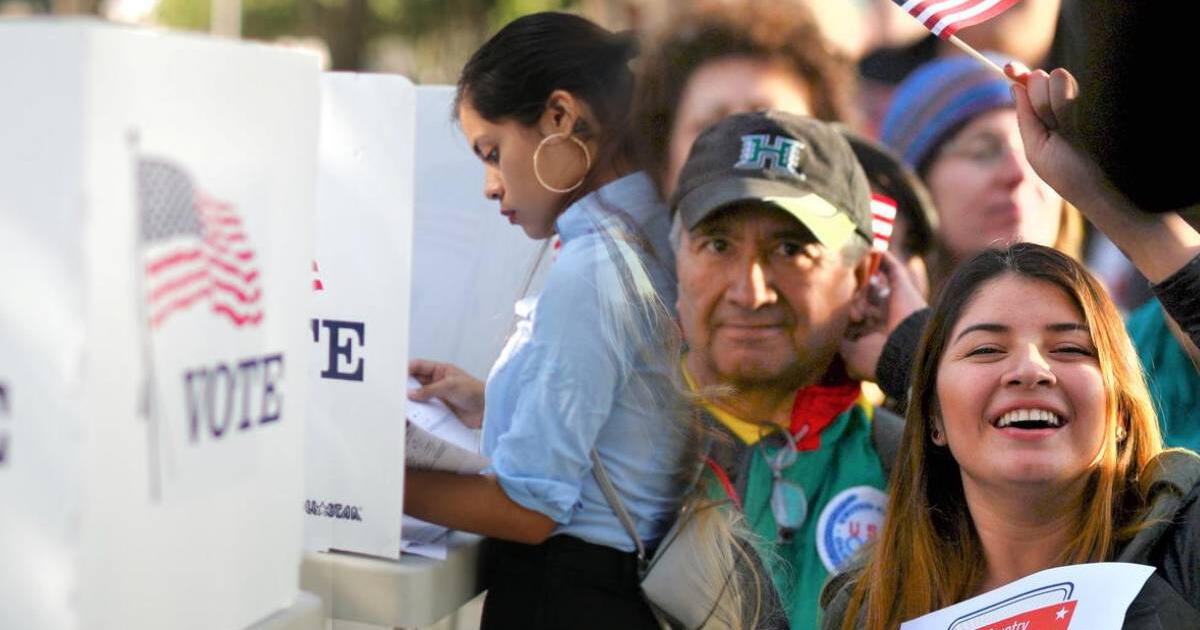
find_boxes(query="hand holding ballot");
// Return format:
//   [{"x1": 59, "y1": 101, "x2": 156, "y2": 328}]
[
  {"x1": 405, "y1": 376, "x2": 487, "y2": 474},
  {"x1": 408, "y1": 359, "x2": 485, "y2": 428}
]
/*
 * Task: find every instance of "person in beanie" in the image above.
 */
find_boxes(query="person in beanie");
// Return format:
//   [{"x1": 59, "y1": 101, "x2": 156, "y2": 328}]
[
  {"x1": 855, "y1": 62, "x2": 1200, "y2": 455},
  {"x1": 671, "y1": 110, "x2": 901, "y2": 628},
  {"x1": 841, "y1": 55, "x2": 1086, "y2": 407},
  {"x1": 879, "y1": 53, "x2": 1083, "y2": 296}
]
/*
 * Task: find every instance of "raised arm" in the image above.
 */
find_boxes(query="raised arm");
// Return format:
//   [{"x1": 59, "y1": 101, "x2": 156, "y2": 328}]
[
  {"x1": 1008, "y1": 64, "x2": 1200, "y2": 285},
  {"x1": 1009, "y1": 63, "x2": 1200, "y2": 348}
]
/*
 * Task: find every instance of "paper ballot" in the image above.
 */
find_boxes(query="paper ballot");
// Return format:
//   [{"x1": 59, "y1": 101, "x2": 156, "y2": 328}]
[
  {"x1": 399, "y1": 517, "x2": 452, "y2": 560},
  {"x1": 404, "y1": 377, "x2": 488, "y2": 473},
  {"x1": 900, "y1": 562, "x2": 1154, "y2": 630},
  {"x1": 401, "y1": 377, "x2": 487, "y2": 557}
]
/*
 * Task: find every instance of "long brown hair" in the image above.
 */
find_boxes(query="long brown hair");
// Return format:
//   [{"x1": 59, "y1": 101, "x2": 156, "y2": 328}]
[{"x1": 841, "y1": 243, "x2": 1163, "y2": 630}]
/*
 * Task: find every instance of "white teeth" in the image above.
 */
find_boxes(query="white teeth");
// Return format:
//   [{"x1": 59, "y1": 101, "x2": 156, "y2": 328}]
[{"x1": 995, "y1": 408, "x2": 1062, "y2": 428}]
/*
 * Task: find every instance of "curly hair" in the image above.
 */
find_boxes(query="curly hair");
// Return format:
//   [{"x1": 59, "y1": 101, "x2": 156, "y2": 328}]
[{"x1": 633, "y1": 0, "x2": 856, "y2": 192}]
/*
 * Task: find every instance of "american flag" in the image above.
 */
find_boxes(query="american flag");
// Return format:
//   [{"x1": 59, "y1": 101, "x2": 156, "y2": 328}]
[
  {"x1": 871, "y1": 193, "x2": 898, "y2": 252},
  {"x1": 891, "y1": 0, "x2": 1022, "y2": 39},
  {"x1": 312, "y1": 260, "x2": 324, "y2": 291},
  {"x1": 139, "y1": 158, "x2": 263, "y2": 329}
]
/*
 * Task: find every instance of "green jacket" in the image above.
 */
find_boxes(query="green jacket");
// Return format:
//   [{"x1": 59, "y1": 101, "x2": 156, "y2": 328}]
[
  {"x1": 1127, "y1": 299, "x2": 1200, "y2": 450},
  {"x1": 702, "y1": 398, "x2": 894, "y2": 629}
]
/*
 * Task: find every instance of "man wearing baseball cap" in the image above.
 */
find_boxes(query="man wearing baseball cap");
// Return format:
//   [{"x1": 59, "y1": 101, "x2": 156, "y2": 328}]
[{"x1": 671, "y1": 110, "x2": 901, "y2": 628}]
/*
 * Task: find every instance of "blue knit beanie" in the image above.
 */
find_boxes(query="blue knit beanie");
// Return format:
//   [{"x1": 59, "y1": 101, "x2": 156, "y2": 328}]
[{"x1": 880, "y1": 53, "x2": 1015, "y2": 171}]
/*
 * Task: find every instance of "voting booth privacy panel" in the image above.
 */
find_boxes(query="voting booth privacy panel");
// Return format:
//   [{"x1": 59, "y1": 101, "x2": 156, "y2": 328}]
[
  {"x1": 304, "y1": 83, "x2": 545, "y2": 560},
  {"x1": 408, "y1": 86, "x2": 551, "y2": 380},
  {"x1": 0, "y1": 21, "x2": 317, "y2": 630},
  {"x1": 304, "y1": 73, "x2": 414, "y2": 558}
]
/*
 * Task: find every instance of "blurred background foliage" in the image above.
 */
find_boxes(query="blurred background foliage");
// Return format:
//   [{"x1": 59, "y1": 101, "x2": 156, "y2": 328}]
[
  {"x1": 0, "y1": 0, "x2": 915, "y2": 84},
  {"x1": 153, "y1": 0, "x2": 581, "y2": 78}
]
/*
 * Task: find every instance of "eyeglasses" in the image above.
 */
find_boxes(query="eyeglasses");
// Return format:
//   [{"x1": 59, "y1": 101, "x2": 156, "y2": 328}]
[
  {"x1": 763, "y1": 425, "x2": 810, "y2": 544},
  {"x1": 937, "y1": 133, "x2": 1021, "y2": 167}
]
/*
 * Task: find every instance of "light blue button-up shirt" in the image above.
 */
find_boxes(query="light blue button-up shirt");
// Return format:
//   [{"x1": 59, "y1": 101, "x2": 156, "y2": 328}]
[{"x1": 481, "y1": 172, "x2": 685, "y2": 552}]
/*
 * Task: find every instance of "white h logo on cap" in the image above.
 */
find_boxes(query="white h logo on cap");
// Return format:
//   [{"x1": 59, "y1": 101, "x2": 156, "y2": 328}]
[{"x1": 735, "y1": 134, "x2": 804, "y2": 179}]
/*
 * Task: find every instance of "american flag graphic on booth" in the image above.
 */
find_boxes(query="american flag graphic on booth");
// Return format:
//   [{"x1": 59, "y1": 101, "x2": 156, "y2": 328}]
[{"x1": 139, "y1": 158, "x2": 264, "y2": 329}]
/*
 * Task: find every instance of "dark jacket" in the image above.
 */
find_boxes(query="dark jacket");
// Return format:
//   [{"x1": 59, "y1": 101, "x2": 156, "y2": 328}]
[
  {"x1": 1115, "y1": 450, "x2": 1200, "y2": 628},
  {"x1": 821, "y1": 450, "x2": 1200, "y2": 630}
]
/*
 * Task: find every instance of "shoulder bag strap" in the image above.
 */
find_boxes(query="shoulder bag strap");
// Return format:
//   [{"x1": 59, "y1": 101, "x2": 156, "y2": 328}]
[{"x1": 590, "y1": 449, "x2": 647, "y2": 568}]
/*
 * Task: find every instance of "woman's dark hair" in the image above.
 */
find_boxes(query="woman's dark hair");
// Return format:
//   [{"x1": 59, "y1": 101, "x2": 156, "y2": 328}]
[
  {"x1": 455, "y1": 12, "x2": 638, "y2": 171},
  {"x1": 633, "y1": 0, "x2": 856, "y2": 192}
]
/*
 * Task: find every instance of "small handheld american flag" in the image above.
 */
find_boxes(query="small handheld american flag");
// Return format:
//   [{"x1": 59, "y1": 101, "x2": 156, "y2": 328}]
[
  {"x1": 890, "y1": 0, "x2": 1021, "y2": 77},
  {"x1": 871, "y1": 194, "x2": 898, "y2": 253},
  {"x1": 892, "y1": 0, "x2": 1022, "y2": 39}
]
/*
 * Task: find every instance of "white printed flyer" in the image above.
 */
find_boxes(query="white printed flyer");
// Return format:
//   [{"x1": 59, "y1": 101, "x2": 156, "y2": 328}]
[{"x1": 900, "y1": 562, "x2": 1154, "y2": 630}]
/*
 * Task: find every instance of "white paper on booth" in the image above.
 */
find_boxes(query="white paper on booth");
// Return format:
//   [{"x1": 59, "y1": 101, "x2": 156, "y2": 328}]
[
  {"x1": 899, "y1": 562, "x2": 1155, "y2": 630},
  {"x1": 400, "y1": 516, "x2": 451, "y2": 560},
  {"x1": 400, "y1": 538, "x2": 450, "y2": 561},
  {"x1": 304, "y1": 72, "x2": 416, "y2": 559}
]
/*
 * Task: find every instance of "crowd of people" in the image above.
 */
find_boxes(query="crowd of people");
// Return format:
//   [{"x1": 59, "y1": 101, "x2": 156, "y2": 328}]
[{"x1": 401, "y1": 3, "x2": 1200, "y2": 629}]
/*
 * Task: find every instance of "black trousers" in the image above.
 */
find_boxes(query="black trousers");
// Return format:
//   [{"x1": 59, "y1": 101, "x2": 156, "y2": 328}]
[{"x1": 480, "y1": 535, "x2": 661, "y2": 630}]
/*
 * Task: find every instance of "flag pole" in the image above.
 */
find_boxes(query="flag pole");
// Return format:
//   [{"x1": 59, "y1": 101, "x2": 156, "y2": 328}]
[{"x1": 946, "y1": 34, "x2": 1014, "y2": 81}]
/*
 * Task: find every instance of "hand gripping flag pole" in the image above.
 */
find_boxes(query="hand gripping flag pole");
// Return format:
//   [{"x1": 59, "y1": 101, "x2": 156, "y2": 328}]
[{"x1": 890, "y1": 0, "x2": 1022, "y2": 80}]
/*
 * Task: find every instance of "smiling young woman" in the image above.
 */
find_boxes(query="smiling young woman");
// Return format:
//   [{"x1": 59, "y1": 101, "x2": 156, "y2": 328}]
[
  {"x1": 822, "y1": 61, "x2": 1200, "y2": 628},
  {"x1": 933, "y1": 274, "x2": 1108, "y2": 498},
  {"x1": 819, "y1": 243, "x2": 1200, "y2": 630}
]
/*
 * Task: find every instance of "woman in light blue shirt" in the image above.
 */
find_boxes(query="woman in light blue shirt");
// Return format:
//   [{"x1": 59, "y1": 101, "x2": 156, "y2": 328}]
[{"x1": 404, "y1": 13, "x2": 687, "y2": 629}]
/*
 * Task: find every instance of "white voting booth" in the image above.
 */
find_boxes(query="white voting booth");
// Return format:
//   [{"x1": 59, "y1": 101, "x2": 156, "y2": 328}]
[
  {"x1": 0, "y1": 20, "x2": 318, "y2": 630},
  {"x1": 303, "y1": 82, "x2": 548, "y2": 560},
  {"x1": 0, "y1": 17, "x2": 549, "y2": 628},
  {"x1": 304, "y1": 73, "x2": 415, "y2": 558},
  {"x1": 300, "y1": 85, "x2": 550, "y2": 628}
]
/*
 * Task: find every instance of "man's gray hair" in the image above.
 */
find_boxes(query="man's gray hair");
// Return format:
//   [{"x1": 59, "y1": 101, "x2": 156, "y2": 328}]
[{"x1": 668, "y1": 212, "x2": 685, "y2": 255}]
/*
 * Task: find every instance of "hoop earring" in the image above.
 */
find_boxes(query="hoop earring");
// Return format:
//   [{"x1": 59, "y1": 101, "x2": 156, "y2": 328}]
[{"x1": 533, "y1": 132, "x2": 591, "y2": 193}]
